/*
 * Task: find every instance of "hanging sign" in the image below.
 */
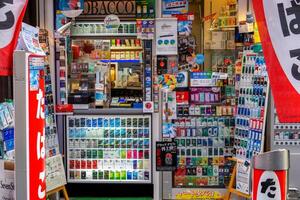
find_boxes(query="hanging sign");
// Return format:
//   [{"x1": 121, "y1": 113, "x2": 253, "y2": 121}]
[
  {"x1": 0, "y1": 0, "x2": 28, "y2": 76},
  {"x1": 81, "y1": 0, "x2": 136, "y2": 18},
  {"x1": 253, "y1": 0, "x2": 300, "y2": 122}
]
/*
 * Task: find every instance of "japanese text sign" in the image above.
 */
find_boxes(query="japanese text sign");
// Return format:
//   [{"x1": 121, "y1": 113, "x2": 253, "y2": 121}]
[
  {"x1": 253, "y1": 170, "x2": 287, "y2": 200},
  {"x1": 253, "y1": 0, "x2": 300, "y2": 122},
  {"x1": 0, "y1": 0, "x2": 28, "y2": 76},
  {"x1": 28, "y1": 55, "x2": 46, "y2": 200}
]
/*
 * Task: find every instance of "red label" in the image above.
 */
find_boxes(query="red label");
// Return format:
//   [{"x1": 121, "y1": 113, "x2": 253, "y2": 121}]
[
  {"x1": 28, "y1": 55, "x2": 46, "y2": 199},
  {"x1": 176, "y1": 91, "x2": 189, "y2": 104}
]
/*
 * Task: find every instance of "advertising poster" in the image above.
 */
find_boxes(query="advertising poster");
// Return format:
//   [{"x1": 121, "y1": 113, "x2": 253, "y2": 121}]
[
  {"x1": 156, "y1": 18, "x2": 178, "y2": 55},
  {"x1": 18, "y1": 23, "x2": 45, "y2": 55},
  {"x1": 162, "y1": 0, "x2": 188, "y2": 16},
  {"x1": 156, "y1": 141, "x2": 177, "y2": 171}
]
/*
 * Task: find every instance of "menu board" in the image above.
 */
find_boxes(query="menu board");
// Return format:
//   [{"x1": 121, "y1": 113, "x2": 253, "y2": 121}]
[{"x1": 67, "y1": 115, "x2": 151, "y2": 183}]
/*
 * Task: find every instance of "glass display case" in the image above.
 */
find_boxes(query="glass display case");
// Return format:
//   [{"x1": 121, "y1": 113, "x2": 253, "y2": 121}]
[{"x1": 66, "y1": 115, "x2": 152, "y2": 183}]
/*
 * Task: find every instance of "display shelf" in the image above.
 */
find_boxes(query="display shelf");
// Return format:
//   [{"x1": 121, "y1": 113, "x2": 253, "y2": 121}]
[
  {"x1": 110, "y1": 46, "x2": 143, "y2": 51},
  {"x1": 204, "y1": 49, "x2": 238, "y2": 51},
  {"x1": 100, "y1": 59, "x2": 140, "y2": 63},
  {"x1": 71, "y1": 33, "x2": 138, "y2": 37},
  {"x1": 218, "y1": 16, "x2": 237, "y2": 19},
  {"x1": 112, "y1": 87, "x2": 143, "y2": 90},
  {"x1": 66, "y1": 115, "x2": 152, "y2": 184},
  {"x1": 71, "y1": 22, "x2": 137, "y2": 37},
  {"x1": 73, "y1": 108, "x2": 144, "y2": 115},
  {"x1": 210, "y1": 26, "x2": 237, "y2": 31}
]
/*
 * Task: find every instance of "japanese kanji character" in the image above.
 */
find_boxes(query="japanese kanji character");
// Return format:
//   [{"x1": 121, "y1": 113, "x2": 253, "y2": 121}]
[
  {"x1": 261, "y1": 178, "x2": 277, "y2": 198},
  {"x1": 290, "y1": 48, "x2": 300, "y2": 80},
  {"x1": 278, "y1": 0, "x2": 300, "y2": 37}
]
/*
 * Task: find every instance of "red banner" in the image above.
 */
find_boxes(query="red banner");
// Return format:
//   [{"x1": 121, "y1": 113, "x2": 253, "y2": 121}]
[
  {"x1": 0, "y1": 0, "x2": 28, "y2": 76},
  {"x1": 253, "y1": 0, "x2": 300, "y2": 123},
  {"x1": 28, "y1": 55, "x2": 46, "y2": 200}
]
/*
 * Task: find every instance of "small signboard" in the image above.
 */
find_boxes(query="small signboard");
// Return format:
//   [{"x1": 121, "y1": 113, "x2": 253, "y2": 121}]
[{"x1": 46, "y1": 154, "x2": 67, "y2": 192}]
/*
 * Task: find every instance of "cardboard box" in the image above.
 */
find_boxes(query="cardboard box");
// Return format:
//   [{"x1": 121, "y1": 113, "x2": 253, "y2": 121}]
[
  {"x1": 239, "y1": 22, "x2": 254, "y2": 33},
  {"x1": 210, "y1": 40, "x2": 226, "y2": 49},
  {"x1": 204, "y1": 41, "x2": 211, "y2": 50},
  {"x1": 227, "y1": 30, "x2": 235, "y2": 40},
  {"x1": 211, "y1": 31, "x2": 227, "y2": 41},
  {"x1": 0, "y1": 160, "x2": 15, "y2": 200},
  {"x1": 226, "y1": 40, "x2": 236, "y2": 49}
]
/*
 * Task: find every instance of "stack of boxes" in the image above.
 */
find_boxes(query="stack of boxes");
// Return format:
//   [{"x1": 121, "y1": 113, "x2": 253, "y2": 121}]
[{"x1": 205, "y1": 31, "x2": 235, "y2": 50}]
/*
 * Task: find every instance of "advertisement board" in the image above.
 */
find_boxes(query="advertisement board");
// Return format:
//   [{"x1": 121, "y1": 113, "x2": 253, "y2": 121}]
[
  {"x1": 28, "y1": 55, "x2": 46, "y2": 200},
  {"x1": 14, "y1": 52, "x2": 46, "y2": 200}
]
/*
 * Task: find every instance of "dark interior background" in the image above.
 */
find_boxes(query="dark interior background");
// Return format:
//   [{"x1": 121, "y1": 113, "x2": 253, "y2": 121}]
[{"x1": 0, "y1": 0, "x2": 37, "y2": 102}]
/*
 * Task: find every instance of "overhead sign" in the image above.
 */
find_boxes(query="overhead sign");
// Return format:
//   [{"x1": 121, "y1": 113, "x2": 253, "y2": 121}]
[
  {"x1": 81, "y1": 0, "x2": 136, "y2": 18},
  {"x1": 0, "y1": 0, "x2": 28, "y2": 76},
  {"x1": 253, "y1": 0, "x2": 300, "y2": 122}
]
